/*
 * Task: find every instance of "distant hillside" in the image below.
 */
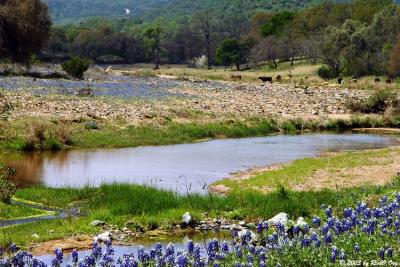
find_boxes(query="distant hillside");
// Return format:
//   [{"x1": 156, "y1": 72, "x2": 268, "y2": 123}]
[
  {"x1": 45, "y1": 0, "x2": 324, "y2": 24},
  {"x1": 44, "y1": 0, "x2": 167, "y2": 24}
]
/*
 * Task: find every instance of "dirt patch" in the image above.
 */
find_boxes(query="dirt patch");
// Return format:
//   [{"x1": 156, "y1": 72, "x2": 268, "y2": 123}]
[
  {"x1": 30, "y1": 235, "x2": 93, "y2": 256},
  {"x1": 291, "y1": 150, "x2": 400, "y2": 191},
  {"x1": 212, "y1": 148, "x2": 400, "y2": 194}
]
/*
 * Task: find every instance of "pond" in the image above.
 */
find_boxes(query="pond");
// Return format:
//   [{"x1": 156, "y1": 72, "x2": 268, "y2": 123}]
[
  {"x1": 36, "y1": 233, "x2": 228, "y2": 265},
  {"x1": 2, "y1": 133, "x2": 399, "y2": 194}
]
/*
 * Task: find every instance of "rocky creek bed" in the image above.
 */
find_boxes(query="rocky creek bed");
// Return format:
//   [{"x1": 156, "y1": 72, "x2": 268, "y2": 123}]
[{"x1": 0, "y1": 74, "x2": 372, "y2": 124}]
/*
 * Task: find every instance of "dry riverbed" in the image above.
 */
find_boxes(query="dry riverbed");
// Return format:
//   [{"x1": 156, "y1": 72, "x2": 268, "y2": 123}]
[{"x1": 0, "y1": 75, "x2": 372, "y2": 124}]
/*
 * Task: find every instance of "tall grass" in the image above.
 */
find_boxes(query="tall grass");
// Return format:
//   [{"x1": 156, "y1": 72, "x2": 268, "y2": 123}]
[{"x1": 15, "y1": 176, "x2": 400, "y2": 223}]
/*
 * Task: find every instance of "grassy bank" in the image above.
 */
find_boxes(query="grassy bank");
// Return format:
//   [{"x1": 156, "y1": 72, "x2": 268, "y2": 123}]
[
  {"x1": 0, "y1": 115, "x2": 399, "y2": 152},
  {"x1": 0, "y1": 202, "x2": 46, "y2": 220},
  {"x1": 2, "y1": 174, "x2": 400, "y2": 247},
  {"x1": 213, "y1": 147, "x2": 400, "y2": 192}
]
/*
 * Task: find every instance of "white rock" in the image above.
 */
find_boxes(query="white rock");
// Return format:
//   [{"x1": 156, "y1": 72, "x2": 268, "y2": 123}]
[
  {"x1": 32, "y1": 234, "x2": 40, "y2": 239},
  {"x1": 182, "y1": 212, "x2": 192, "y2": 224},
  {"x1": 295, "y1": 217, "x2": 308, "y2": 229},
  {"x1": 267, "y1": 213, "x2": 288, "y2": 226},
  {"x1": 94, "y1": 231, "x2": 111, "y2": 243}
]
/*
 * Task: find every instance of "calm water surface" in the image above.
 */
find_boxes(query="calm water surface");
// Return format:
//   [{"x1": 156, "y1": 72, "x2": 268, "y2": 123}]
[{"x1": 2, "y1": 133, "x2": 399, "y2": 193}]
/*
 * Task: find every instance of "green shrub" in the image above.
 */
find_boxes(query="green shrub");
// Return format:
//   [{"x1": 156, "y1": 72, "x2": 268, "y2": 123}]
[
  {"x1": 61, "y1": 57, "x2": 91, "y2": 79},
  {"x1": 347, "y1": 90, "x2": 397, "y2": 114},
  {"x1": 0, "y1": 166, "x2": 16, "y2": 203},
  {"x1": 85, "y1": 121, "x2": 99, "y2": 130},
  {"x1": 317, "y1": 66, "x2": 336, "y2": 80}
]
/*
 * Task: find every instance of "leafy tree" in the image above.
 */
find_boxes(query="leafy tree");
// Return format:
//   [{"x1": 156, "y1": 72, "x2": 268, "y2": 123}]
[
  {"x1": 216, "y1": 39, "x2": 244, "y2": 71},
  {"x1": 0, "y1": 0, "x2": 52, "y2": 64},
  {"x1": 260, "y1": 11, "x2": 295, "y2": 37},
  {"x1": 144, "y1": 25, "x2": 163, "y2": 70},
  {"x1": 351, "y1": 0, "x2": 393, "y2": 24},
  {"x1": 61, "y1": 57, "x2": 90, "y2": 79}
]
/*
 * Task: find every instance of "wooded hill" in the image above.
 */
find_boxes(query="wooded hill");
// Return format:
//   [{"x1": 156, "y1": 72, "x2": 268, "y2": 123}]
[{"x1": 45, "y1": 0, "x2": 324, "y2": 23}]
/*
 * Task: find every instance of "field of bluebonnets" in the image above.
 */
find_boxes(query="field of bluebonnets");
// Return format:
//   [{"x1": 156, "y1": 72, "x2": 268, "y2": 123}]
[{"x1": 2, "y1": 190, "x2": 400, "y2": 266}]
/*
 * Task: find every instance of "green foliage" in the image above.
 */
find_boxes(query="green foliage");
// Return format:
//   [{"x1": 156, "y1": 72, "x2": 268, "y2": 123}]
[
  {"x1": 0, "y1": 0, "x2": 51, "y2": 64},
  {"x1": 0, "y1": 165, "x2": 16, "y2": 203},
  {"x1": 260, "y1": 11, "x2": 295, "y2": 37},
  {"x1": 84, "y1": 121, "x2": 99, "y2": 130},
  {"x1": 347, "y1": 89, "x2": 398, "y2": 114},
  {"x1": 317, "y1": 66, "x2": 336, "y2": 80},
  {"x1": 61, "y1": 57, "x2": 91, "y2": 79},
  {"x1": 215, "y1": 39, "x2": 243, "y2": 70}
]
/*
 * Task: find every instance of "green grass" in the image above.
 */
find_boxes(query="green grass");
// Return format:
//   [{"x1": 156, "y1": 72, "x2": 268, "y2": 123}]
[
  {"x1": 4, "y1": 176, "x2": 400, "y2": 247},
  {"x1": 70, "y1": 119, "x2": 278, "y2": 148},
  {"x1": 214, "y1": 147, "x2": 396, "y2": 191},
  {"x1": 0, "y1": 202, "x2": 46, "y2": 220}
]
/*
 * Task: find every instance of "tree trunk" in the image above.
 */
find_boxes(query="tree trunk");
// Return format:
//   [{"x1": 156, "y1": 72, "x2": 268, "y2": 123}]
[
  {"x1": 205, "y1": 33, "x2": 212, "y2": 70},
  {"x1": 236, "y1": 61, "x2": 240, "y2": 71},
  {"x1": 154, "y1": 47, "x2": 159, "y2": 70},
  {"x1": 272, "y1": 60, "x2": 278, "y2": 69}
]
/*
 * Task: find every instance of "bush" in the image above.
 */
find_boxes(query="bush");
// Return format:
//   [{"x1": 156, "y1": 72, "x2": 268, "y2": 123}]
[
  {"x1": 85, "y1": 121, "x2": 99, "y2": 130},
  {"x1": 347, "y1": 90, "x2": 398, "y2": 114},
  {"x1": 0, "y1": 166, "x2": 16, "y2": 203},
  {"x1": 317, "y1": 66, "x2": 336, "y2": 80},
  {"x1": 61, "y1": 57, "x2": 91, "y2": 79}
]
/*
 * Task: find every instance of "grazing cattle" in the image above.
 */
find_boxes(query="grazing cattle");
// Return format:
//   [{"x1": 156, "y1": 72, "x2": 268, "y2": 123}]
[
  {"x1": 375, "y1": 77, "x2": 381, "y2": 83},
  {"x1": 231, "y1": 75, "x2": 242, "y2": 81},
  {"x1": 276, "y1": 75, "x2": 282, "y2": 81},
  {"x1": 386, "y1": 78, "x2": 393, "y2": 84},
  {"x1": 350, "y1": 79, "x2": 358, "y2": 83},
  {"x1": 338, "y1": 78, "x2": 343, "y2": 84},
  {"x1": 259, "y1": 76, "x2": 273, "y2": 83}
]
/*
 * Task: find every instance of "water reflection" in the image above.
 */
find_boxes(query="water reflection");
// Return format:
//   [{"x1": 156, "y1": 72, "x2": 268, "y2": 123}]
[{"x1": 2, "y1": 134, "x2": 399, "y2": 193}]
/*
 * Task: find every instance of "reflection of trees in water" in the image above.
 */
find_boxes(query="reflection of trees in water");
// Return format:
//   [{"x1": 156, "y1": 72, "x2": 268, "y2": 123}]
[
  {"x1": 0, "y1": 151, "x2": 72, "y2": 188},
  {"x1": 1, "y1": 152, "x2": 45, "y2": 188}
]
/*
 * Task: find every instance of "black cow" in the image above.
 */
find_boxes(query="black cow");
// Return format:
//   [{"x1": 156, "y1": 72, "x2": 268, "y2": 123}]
[{"x1": 259, "y1": 76, "x2": 273, "y2": 83}]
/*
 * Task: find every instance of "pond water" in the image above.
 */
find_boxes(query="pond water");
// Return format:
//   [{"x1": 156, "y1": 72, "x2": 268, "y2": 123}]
[
  {"x1": 36, "y1": 233, "x2": 227, "y2": 266},
  {"x1": 3, "y1": 133, "x2": 399, "y2": 194}
]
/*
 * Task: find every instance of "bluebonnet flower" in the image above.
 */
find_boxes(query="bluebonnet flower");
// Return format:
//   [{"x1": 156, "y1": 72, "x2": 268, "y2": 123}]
[
  {"x1": 325, "y1": 206, "x2": 333, "y2": 218},
  {"x1": 378, "y1": 248, "x2": 385, "y2": 260},
  {"x1": 387, "y1": 247, "x2": 393, "y2": 258},
  {"x1": 339, "y1": 249, "x2": 346, "y2": 260},
  {"x1": 72, "y1": 250, "x2": 79, "y2": 265},
  {"x1": 312, "y1": 217, "x2": 321, "y2": 227},
  {"x1": 187, "y1": 240, "x2": 194, "y2": 254},
  {"x1": 9, "y1": 244, "x2": 17, "y2": 253}
]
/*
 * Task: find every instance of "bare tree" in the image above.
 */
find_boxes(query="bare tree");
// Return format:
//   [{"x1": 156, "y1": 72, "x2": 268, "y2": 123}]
[
  {"x1": 250, "y1": 36, "x2": 284, "y2": 69},
  {"x1": 191, "y1": 10, "x2": 215, "y2": 70}
]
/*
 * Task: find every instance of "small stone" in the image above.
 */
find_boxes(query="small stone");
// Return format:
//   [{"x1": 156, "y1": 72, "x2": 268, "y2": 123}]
[
  {"x1": 32, "y1": 234, "x2": 40, "y2": 239},
  {"x1": 90, "y1": 220, "x2": 106, "y2": 227}
]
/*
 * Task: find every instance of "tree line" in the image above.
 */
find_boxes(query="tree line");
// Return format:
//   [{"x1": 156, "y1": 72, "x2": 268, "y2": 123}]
[{"x1": 1, "y1": 0, "x2": 400, "y2": 79}]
